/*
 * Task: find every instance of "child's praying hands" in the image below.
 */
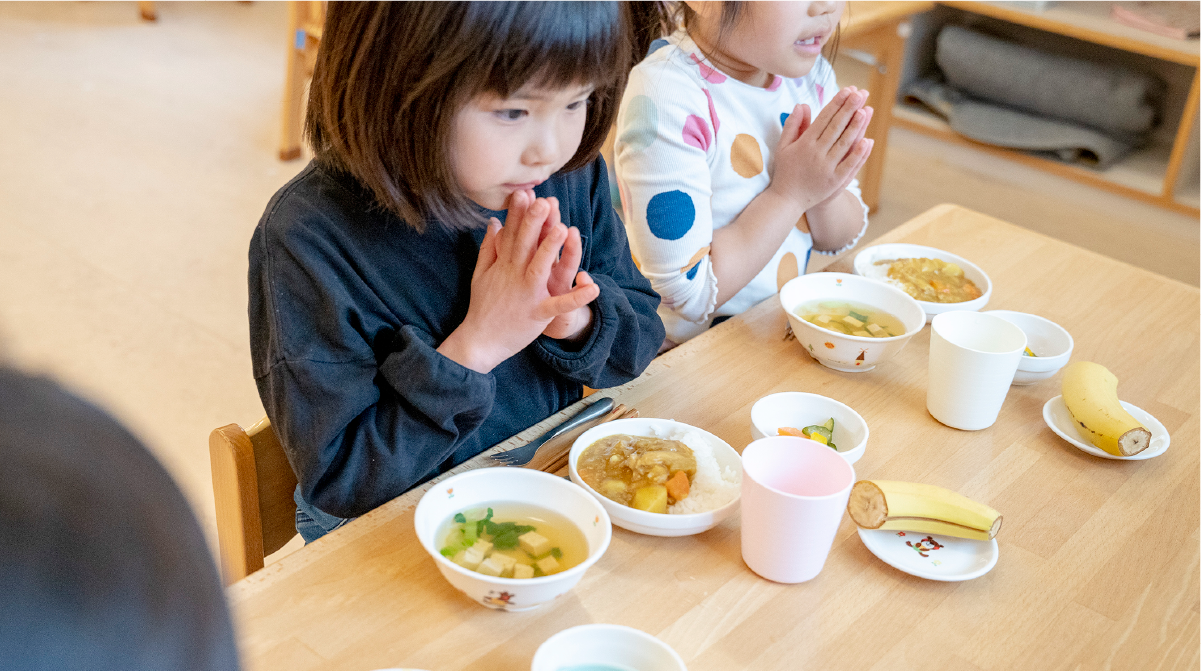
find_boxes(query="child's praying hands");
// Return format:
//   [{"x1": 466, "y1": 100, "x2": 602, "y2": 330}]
[{"x1": 438, "y1": 190, "x2": 601, "y2": 374}]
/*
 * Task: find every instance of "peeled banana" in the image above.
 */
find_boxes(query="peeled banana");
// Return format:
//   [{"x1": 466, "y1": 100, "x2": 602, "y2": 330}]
[
  {"x1": 1061, "y1": 361, "x2": 1150, "y2": 457},
  {"x1": 846, "y1": 480, "x2": 1002, "y2": 541}
]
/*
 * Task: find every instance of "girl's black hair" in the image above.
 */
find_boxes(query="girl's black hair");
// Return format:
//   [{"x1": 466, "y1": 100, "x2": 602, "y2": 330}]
[{"x1": 306, "y1": 2, "x2": 636, "y2": 231}]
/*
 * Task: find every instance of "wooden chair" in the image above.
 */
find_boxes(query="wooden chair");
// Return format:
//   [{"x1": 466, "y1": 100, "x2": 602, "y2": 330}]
[
  {"x1": 209, "y1": 417, "x2": 299, "y2": 585},
  {"x1": 279, "y1": 1, "x2": 327, "y2": 160}
]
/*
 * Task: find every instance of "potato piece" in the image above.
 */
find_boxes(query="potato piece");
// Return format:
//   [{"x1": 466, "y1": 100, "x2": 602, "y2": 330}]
[
  {"x1": 632, "y1": 485, "x2": 668, "y2": 514},
  {"x1": 599, "y1": 479, "x2": 627, "y2": 497},
  {"x1": 665, "y1": 470, "x2": 690, "y2": 502}
]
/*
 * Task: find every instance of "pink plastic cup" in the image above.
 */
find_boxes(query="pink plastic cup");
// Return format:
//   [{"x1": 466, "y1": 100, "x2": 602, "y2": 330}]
[{"x1": 740, "y1": 437, "x2": 856, "y2": 583}]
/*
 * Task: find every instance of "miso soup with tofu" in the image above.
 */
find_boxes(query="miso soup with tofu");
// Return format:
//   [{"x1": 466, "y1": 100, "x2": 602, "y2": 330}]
[
  {"x1": 438, "y1": 504, "x2": 587, "y2": 579},
  {"x1": 794, "y1": 300, "x2": 906, "y2": 338}
]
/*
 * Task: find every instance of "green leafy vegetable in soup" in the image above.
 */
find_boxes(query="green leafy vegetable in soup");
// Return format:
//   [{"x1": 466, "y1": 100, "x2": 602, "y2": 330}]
[
  {"x1": 438, "y1": 503, "x2": 586, "y2": 579},
  {"x1": 794, "y1": 300, "x2": 906, "y2": 338}
]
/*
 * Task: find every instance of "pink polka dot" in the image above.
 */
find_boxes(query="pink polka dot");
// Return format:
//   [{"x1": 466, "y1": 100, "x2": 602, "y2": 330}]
[
  {"x1": 703, "y1": 89, "x2": 720, "y2": 134},
  {"x1": 815, "y1": 83, "x2": 825, "y2": 105},
  {"x1": 681, "y1": 114, "x2": 711, "y2": 151},
  {"x1": 766, "y1": 75, "x2": 783, "y2": 92},
  {"x1": 690, "y1": 53, "x2": 727, "y2": 84}
]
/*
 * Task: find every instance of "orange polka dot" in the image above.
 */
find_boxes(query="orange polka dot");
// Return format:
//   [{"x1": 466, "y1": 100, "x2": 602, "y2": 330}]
[
  {"x1": 680, "y1": 245, "x2": 711, "y2": 273},
  {"x1": 730, "y1": 134, "x2": 763, "y2": 178},
  {"x1": 795, "y1": 213, "x2": 810, "y2": 233}
]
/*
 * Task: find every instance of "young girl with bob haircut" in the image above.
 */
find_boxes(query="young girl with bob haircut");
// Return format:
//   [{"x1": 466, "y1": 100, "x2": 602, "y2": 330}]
[
  {"x1": 249, "y1": 2, "x2": 665, "y2": 542},
  {"x1": 617, "y1": 1, "x2": 872, "y2": 347}
]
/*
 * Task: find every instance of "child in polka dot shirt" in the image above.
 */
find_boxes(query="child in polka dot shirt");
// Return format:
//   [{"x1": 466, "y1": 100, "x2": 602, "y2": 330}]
[{"x1": 616, "y1": 1, "x2": 872, "y2": 347}]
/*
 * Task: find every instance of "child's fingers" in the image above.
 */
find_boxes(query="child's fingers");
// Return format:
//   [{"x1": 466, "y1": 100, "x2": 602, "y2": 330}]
[
  {"x1": 497, "y1": 190, "x2": 530, "y2": 259},
  {"x1": 829, "y1": 108, "x2": 871, "y2": 161},
  {"x1": 540, "y1": 282, "x2": 600, "y2": 319},
  {"x1": 474, "y1": 219, "x2": 502, "y2": 280},
  {"x1": 778, "y1": 104, "x2": 806, "y2": 147},
  {"x1": 807, "y1": 87, "x2": 857, "y2": 138},
  {"x1": 513, "y1": 198, "x2": 551, "y2": 265},
  {"x1": 833, "y1": 138, "x2": 873, "y2": 186},
  {"x1": 815, "y1": 89, "x2": 867, "y2": 150},
  {"x1": 547, "y1": 226, "x2": 582, "y2": 295},
  {"x1": 528, "y1": 221, "x2": 568, "y2": 282},
  {"x1": 574, "y1": 270, "x2": 595, "y2": 289}
]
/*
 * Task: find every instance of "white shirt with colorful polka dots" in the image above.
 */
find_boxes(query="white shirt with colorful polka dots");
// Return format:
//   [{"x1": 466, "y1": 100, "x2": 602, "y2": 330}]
[{"x1": 615, "y1": 31, "x2": 869, "y2": 344}]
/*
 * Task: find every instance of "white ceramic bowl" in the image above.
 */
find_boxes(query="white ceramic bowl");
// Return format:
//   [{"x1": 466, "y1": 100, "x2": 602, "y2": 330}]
[
  {"x1": 853, "y1": 243, "x2": 992, "y2": 323},
  {"x1": 531, "y1": 624, "x2": 687, "y2": 671},
  {"x1": 749, "y1": 392, "x2": 869, "y2": 464},
  {"x1": 779, "y1": 272, "x2": 926, "y2": 373},
  {"x1": 982, "y1": 310, "x2": 1073, "y2": 385},
  {"x1": 569, "y1": 418, "x2": 742, "y2": 537},
  {"x1": 413, "y1": 468, "x2": 611, "y2": 612}
]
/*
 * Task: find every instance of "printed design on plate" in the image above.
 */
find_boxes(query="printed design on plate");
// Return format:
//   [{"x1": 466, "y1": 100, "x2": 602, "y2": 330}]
[
  {"x1": 835, "y1": 279, "x2": 843, "y2": 286},
  {"x1": 824, "y1": 342, "x2": 835, "y2": 349},
  {"x1": 594, "y1": 515, "x2": 600, "y2": 526},
  {"x1": 902, "y1": 534, "x2": 944, "y2": 558},
  {"x1": 482, "y1": 590, "x2": 516, "y2": 609},
  {"x1": 855, "y1": 349, "x2": 868, "y2": 365},
  {"x1": 808, "y1": 343, "x2": 815, "y2": 353},
  {"x1": 446, "y1": 488, "x2": 454, "y2": 499}
]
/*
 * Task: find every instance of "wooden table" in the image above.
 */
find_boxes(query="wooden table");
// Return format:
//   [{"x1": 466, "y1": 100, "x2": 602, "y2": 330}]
[{"x1": 228, "y1": 204, "x2": 1199, "y2": 671}]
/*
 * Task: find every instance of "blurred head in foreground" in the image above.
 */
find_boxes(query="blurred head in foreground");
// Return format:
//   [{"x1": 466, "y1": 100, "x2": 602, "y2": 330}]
[{"x1": 0, "y1": 367, "x2": 239, "y2": 671}]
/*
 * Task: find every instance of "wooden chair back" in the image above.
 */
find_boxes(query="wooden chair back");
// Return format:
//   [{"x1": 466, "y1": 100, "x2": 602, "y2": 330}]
[
  {"x1": 209, "y1": 417, "x2": 299, "y2": 585},
  {"x1": 279, "y1": 0, "x2": 328, "y2": 159}
]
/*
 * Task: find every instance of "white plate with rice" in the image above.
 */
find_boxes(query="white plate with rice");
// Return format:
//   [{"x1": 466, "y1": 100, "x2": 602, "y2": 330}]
[{"x1": 569, "y1": 418, "x2": 742, "y2": 537}]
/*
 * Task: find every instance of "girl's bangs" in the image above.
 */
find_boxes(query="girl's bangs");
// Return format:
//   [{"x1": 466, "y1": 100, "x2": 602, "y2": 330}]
[{"x1": 474, "y1": 2, "x2": 626, "y2": 96}]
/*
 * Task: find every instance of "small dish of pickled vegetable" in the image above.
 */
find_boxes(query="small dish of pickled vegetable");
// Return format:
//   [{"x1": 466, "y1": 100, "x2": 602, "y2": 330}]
[
  {"x1": 750, "y1": 392, "x2": 869, "y2": 464},
  {"x1": 853, "y1": 244, "x2": 992, "y2": 323}
]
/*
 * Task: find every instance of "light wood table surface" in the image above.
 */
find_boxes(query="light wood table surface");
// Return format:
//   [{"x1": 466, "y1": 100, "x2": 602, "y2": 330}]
[{"x1": 228, "y1": 204, "x2": 1199, "y2": 671}]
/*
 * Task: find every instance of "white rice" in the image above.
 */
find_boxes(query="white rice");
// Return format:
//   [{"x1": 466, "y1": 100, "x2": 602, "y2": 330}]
[{"x1": 654, "y1": 427, "x2": 740, "y2": 515}]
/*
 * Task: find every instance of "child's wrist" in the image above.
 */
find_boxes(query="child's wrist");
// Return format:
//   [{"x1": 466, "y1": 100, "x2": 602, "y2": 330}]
[
  {"x1": 437, "y1": 328, "x2": 503, "y2": 374},
  {"x1": 763, "y1": 184, "x2": 812, "y2": 220}
]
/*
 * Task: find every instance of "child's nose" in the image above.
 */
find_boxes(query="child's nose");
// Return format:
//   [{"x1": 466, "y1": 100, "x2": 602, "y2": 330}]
[{"x1": 522, "y1": 127, "x2": 560, "y2": 167}]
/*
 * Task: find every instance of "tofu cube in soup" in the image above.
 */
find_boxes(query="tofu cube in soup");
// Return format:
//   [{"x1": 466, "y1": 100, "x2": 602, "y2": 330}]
[
  {"x1": 492, "y1": 553, "x2": 516, "y2": 577},
  {"x1": 535, "y1": 555, "x2": 560, "y2": 575},
  {"x1": 518, "y1": 531, "x2": 551, "y2": 557},
  {"x1": 513, "y1": 564, "x2": 535, "y2": 580},
  {"x1": 454, "y1": 545, "x2": 486, "y2": 570},
  {"x1": 477, "y1": 556, "x2": 507, "y2": 577},
  {"x1": 473, "y1": 539, "x2": 493, "y2": 557}
]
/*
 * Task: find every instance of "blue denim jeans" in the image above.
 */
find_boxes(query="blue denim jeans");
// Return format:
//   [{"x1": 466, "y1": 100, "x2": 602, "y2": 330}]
[{"x1": 293, "y1": 487, "x2": 352, "y2": 543}]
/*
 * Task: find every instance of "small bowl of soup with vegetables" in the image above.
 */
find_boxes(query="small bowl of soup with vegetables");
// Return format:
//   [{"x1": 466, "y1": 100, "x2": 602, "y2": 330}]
[
  {"x1": 853, "y1": 243, "x2": 992, "y2": 323},
  {"x1": 569, "y1": 418, "x2": 742, "y2": 537},
  {"x1": 779, "y1": 272, "x2": 926, "y2": 373},
  {"x1": 414, "y1": 468, "x2": 611, "y2": 611}
]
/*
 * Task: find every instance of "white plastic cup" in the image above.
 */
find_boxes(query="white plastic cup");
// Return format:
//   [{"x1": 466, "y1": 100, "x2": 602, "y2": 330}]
[
  {"x1": 926, "y1": 311, "x2": 1027, "y2": 431},
  {"x1": 740, "y1": 437, "x2": 855, "y2": 584}
]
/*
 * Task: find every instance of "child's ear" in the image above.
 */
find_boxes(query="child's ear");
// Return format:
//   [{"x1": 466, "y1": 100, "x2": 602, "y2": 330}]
[{"x1": 682, "y1": 0, "x2": 706, "y2": 17}]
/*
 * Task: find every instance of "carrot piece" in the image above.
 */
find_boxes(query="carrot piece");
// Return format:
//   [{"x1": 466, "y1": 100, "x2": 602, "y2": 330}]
[
  {"x1": 665, "y1": 470, "x2": 690, "y2": 501},
  {"x1": 778, "y1": 426, "x2": 806, "y2": 437}
]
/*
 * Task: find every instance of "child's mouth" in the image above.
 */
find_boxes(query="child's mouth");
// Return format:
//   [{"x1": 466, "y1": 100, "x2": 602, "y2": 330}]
[{"x1": 796, "y1": 36, "x2": 819, "y2": 46}]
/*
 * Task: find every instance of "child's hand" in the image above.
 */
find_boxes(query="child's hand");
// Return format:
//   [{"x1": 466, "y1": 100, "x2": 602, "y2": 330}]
[
  {"x1": 538, "y1": 197, "x2": 597, "y2": 342},
  {"x1": 437, "y1": 191, "x2": 600, "y2": 373},
  {"x1": 768, "y1": 87, "x2": 873, "y2": 213}
]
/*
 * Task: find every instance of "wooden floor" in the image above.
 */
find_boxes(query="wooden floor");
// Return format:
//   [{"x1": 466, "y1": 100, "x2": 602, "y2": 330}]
[{"x1": 0, "y1": 2, "x2": 1196, "y2": 561}]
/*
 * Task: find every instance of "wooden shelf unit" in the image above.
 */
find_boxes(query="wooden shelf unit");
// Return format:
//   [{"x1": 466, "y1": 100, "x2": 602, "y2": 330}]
[{"x1": 894, "y1": 1, "x2": 1200, "y2": 216}]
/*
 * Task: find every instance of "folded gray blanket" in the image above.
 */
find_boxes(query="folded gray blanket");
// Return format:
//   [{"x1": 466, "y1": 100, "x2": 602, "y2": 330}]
[
  {"x1": 936, "y1": 25, "x2": 1162, "y2": 136},
  {"x1": 905, "y1": 79, "x2": 1135, "y2": 168}
]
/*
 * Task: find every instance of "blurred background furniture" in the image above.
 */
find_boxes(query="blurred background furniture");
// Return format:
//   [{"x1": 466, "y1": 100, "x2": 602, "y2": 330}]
[
  {"x1": 209, "y1": 417, "x2": 298, "y2": 585},
  {"x1": 279, "y1": 0, "x2": 325, "y2": 160},
  {"x1": 895, "y1": 1, "x2": 1200, "y2": 216},
  {"x1": 840, "y1": 1, "x2": 934, "y2": 211}
]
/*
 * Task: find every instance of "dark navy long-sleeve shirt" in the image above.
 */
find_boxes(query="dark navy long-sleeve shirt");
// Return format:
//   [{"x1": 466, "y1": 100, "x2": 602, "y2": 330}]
[{"x1": 249, "y1": 158, "x2": 664, "y2": 519}]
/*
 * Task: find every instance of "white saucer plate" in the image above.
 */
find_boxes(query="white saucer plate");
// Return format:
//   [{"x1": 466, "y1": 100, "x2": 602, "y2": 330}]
[
  {"x1": 1042, "y1": 395, "x2": 1170, "y2": 461},
  {"x1": 857, "y1": 528, "x2": 999, "y2": 581}
]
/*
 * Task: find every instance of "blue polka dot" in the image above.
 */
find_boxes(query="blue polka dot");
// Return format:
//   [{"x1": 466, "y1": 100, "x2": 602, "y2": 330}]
[
  {"x1": 621, "y1": 95, "x2": 658, "y2": 152},
  {"x1": 648, "y1": 38, "x2": 669, "y2": 57},
  {"x1": 685, "y1": 260, "x2": 701, "y2": 280},
  {"x1": 780, "y1": 112, "x2": 790, "y2": 126},
  {"x1": 645, "y1": 191, "x2": 695, "y2": 241}
]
